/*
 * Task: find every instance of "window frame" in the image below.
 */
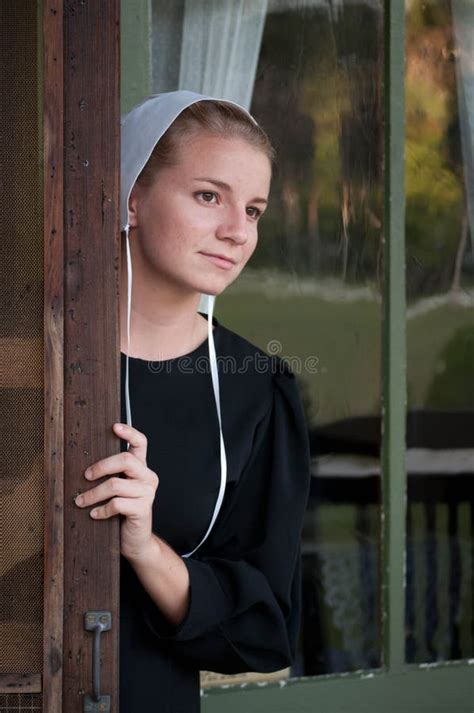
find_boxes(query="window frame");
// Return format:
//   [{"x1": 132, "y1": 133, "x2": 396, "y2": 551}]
[{"x1": 121, "y1": 1, "x2": 474, "y2": 710}]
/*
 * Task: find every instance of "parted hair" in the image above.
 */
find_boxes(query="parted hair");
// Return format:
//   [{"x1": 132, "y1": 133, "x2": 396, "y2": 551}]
[{"x1": 136, "y1": 100, "x2": 275, "y2": 186}]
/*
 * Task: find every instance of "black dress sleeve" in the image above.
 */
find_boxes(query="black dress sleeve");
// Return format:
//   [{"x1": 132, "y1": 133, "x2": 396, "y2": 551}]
[{"x1": 139, "y1": 365, "x2": 311, "y2": 674}]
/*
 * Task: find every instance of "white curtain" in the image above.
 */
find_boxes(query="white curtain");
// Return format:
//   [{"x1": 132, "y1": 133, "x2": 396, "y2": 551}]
[
  {"x1": 152, "y1": 0, "x2": 267, "y2": 110},
  {"x1": 179, "y1": 0, "x2": 267, "y2": 109},
  {"x1": 267, "y1": 0, "x2": 377, "y2": 13},
  {"x1": 451, "y1": 0, "x2": 474, "y2": 260}
]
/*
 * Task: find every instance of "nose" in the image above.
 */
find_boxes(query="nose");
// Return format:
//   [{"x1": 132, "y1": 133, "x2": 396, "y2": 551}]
[{"x1": 215, "y1": 206, "x2": 249, "y2": 245}]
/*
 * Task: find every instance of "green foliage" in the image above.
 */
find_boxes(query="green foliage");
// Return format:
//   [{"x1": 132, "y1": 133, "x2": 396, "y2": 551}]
[
  {"x1": 406, "y1": 141, "x2": 463, "y2": 268},
  {"x1": 253, "y1": 0, "x2": 467, "y2": 296}
]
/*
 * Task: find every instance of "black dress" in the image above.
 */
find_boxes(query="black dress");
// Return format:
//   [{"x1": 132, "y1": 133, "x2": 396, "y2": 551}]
[{"x1": 119, "y1": 313, "x2": 311, "y2": 712}]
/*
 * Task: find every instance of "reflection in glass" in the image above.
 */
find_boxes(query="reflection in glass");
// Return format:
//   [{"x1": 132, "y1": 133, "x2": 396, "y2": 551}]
[
  {"x1": 405, "y1": 0, "x2": 474, "y2": 663},
  {"x1": 151, "y1": 0, "x2": 384, "y2": 677},
  {"x1": 227, "y1": 0, "x2": 384, "y2": 675}
]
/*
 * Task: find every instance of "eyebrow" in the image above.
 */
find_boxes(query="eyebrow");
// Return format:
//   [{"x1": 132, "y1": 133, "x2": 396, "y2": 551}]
[{"x1": 193, "y1": 177, "x2": 268, "y2": 206}]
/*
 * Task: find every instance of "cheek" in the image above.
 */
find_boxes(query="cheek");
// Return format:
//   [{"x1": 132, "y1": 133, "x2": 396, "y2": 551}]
[
  {"x1": 243, "y1": 233, "x2": 259, "y2": 261},
  {"x1": 167, "y1": 211, "x2": 210, "y2": 248},
  {"x1": 229, "y1": 236, "x2": 258, "y2": 280},
  {"x1": 150, "y1": 217, "x2": 196, "y2": 259}
]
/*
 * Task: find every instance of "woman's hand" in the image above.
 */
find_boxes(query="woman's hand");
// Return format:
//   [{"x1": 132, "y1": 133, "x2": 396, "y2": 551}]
[
  {"x1": 74, "y1": 422, "x2": 159, "y2": 561},
  {"x1": 75, "y1": 422, "x2": 190, "y2": 625}
]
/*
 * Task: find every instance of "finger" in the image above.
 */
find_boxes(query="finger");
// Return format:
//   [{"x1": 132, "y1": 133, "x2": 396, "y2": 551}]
[
  {"x1": 90, "y1": 497, "x2": 150, "y2": 520},
  {"x1": 85, "y1": 451, "x2": 156, "y2": 484},
  {"x1": 113, "y1": 423, "x2": 148, "y2": 464},
  {"x1": 75, "y1": 477, "x2": 153, "y2": 509}
]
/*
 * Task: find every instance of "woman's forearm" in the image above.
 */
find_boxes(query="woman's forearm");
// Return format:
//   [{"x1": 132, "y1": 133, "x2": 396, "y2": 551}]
[{"x1": 125, "y1": 534, "x2": 191, "y2": 627}]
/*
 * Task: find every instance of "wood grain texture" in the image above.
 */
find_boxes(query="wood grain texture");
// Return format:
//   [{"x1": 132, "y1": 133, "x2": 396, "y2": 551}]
[
  {"x1": 0, "y1": 674, "x2": 42, "y2": 694},
  {"x1": 43, "y1": 2, "x2": 64, "y2": 711},
  {"x1": 62, "y1": 2, "x2": 121, "y2": 711}
]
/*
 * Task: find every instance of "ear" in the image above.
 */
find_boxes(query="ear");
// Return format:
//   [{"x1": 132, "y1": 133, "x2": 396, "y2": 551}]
[{"x1": 127, "y1": 183, "x2": 142, "y2": 228}]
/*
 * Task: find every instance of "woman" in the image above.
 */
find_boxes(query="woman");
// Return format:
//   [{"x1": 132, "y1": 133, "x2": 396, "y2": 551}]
[{"x1": 75, "y1": 90, "x2": 311, "y2": 712}]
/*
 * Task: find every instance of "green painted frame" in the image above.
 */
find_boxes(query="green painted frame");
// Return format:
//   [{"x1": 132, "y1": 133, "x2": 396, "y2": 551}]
[
  {"x1": 120, "y1": 1, "x2": 474, "y2": 710},
  {"x1": 121, "y1": 0, "x2": 151, "y2": 114}
]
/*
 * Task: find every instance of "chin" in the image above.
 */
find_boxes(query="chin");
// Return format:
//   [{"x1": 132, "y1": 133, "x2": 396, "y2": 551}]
[
  {"x1": 195, "y1": 275, "x2": 237, "y2": 297},
  {"x1": 196, "y1": 285, "x2": 226, "y2": 298}
]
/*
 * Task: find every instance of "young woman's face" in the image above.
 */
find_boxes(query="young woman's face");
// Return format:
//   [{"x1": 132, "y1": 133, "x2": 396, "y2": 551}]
[{"x1": 127, "y1": 132, "x2": 272, "y2": 297}]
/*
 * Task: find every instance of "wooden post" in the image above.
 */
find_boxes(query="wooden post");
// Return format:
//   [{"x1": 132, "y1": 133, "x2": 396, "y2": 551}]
[
  {"x1": 43, "y1": 0, "x2": 65, "y2": 710},
  {"x1": 61, "y1": 2, "x2": 121, "y2": 711}
]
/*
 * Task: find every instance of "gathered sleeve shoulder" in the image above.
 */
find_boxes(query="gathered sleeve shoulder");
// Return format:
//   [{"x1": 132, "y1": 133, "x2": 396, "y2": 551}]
[{"x1": 140, "y1": 361, "x2": 312, "y2": 674}]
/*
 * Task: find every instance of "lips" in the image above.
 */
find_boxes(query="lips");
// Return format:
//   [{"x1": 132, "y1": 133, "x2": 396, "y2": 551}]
[{"x1": 200, "y1": 252, "x2": 236, "y2": 264}]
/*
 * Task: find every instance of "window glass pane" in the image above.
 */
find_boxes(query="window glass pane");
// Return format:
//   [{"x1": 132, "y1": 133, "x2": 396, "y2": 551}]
[
  {"x1": 150, "y1": 0, "x2": 384, "y2": 680},
  {"x1": 405, "y1": 0, "x2": 474, "y2": 664},
  {"x1": 244, "y1": 0, "x2": 384, "y2": 677}
]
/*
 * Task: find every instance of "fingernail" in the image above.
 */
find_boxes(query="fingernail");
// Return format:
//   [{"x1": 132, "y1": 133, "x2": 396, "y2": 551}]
[
  {"x1": 75, "y1": 494, "x2": 84, "y2": 506},
  {"x1": 90, "y1": 509, "x2": 99, "y2": 518},
  {"x1": 84, "y1": 468, "x2": 92, "y2": 479},
  {"x1": 115, "y1": 423, "x2": 124, "y2": 431}
]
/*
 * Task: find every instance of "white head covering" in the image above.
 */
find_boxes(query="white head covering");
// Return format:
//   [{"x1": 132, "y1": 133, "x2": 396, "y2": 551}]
[{"x1": 121, "y1": 90, "x2": 259, "y2": 557}]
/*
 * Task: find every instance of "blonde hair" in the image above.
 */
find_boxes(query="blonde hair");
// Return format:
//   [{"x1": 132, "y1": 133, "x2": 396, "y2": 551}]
[{"x1": 136, "y1": 100, "x2": 275, "y2": 186}]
